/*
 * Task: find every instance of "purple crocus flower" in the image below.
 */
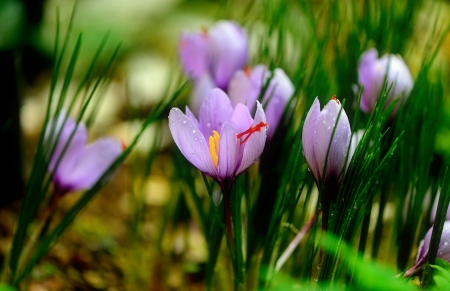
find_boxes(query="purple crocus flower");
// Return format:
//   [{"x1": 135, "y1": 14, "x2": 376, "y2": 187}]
[
  {"x1": 228, "y1": 65, "x2": 294, "y2": 139},
  {"x1": 168, "y1": 88, "x2": 267, "y2": 188},
  {"x1": 357, "y1": 48, "x2": 413, "y2": 114},
  {"x1": 46, "y1": 114, "x2": 123, "y2": 195},
  {"x1": 302, "y1": 97, "x2": 351, "y2": 189},
  {"x1": 179, "y1": 20, "x2": 248, "y2": 114},
  {"x1": 404, "y1": 221, "x2": 450, "y2": 277}
]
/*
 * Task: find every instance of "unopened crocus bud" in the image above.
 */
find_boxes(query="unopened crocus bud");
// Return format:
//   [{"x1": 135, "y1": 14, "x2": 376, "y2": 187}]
[
  {"x1": 357, "y1": 48, "x2": 413, "y2": 115},
  {"x1": 179, "y1": 20, "x2": 247, "y2": 90},
  {"x1": 302, "y1": 97, "x2": 351, "y2": 189},
  {"x1": 404, "y1": 221, "x2": 450, "y2": 277},
  {"x1": 228, "y1": 65, "x2": 294, "y2": 139}
]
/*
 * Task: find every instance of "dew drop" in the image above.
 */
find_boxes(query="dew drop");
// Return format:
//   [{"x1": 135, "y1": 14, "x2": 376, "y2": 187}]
[
  {"x1": 445, "y1": 241, "x2": 448, "y2": 246},
  {"x1": 193, "y1": 129, "x2": 197, "y2": 134},
  {"x1": 328, "y1": 126, "x2": 331, "y2": 130},
  {"x1": 183, "y1": 120, "x2": 187, "y2": 125},
  {"x1": 253, "y1": 158, "x2": 258, "y2": 163}
]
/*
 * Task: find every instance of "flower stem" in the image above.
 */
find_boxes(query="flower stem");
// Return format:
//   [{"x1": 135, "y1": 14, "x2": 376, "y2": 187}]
[
  {"x1": 275, "y1": 212, "x2": 317, "y2": 272},
  {"x1": 223, "y1": 187, "x2": 235, "y2": 255}
]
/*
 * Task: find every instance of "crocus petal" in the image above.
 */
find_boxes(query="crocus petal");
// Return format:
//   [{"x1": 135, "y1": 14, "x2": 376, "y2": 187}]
[
  {"x1": 59, "y1": 138, "x2": 122, "y2": 191},
  {"x1": 185, "y1": 106, "x2": 201, "y2": 132},
  {"x1": 218, "y1": 122, "x2": 238, "y2": 180},
  {"x1": 199, "y1": 88, "x2": 234, "y2": 137},
  {"x1": 189, "y1": 72, "x2": 216, "y2": 116},
  {"x1": 263, "y1": 68, "x2": 294, "y2": 139},
  {"x1": 302, "y1": 98, "x2": 321, "y2": 182},
  {"x1": 208, "y1": 21, "x2": 247, "y2": 89},
  {"x1": 385, "y1": 55, "x2": 414, "y2": 112},
  {"x1": 179, "y1": 32, "x2": 209, "y2": 80},
  {"x1": 47, "y1": 116, "x2": 88, "y2": 189},
  {"x1": 230, "y1": 103, "x2": 253, "y2": 134},
  {"x1": 169, "y1": 108, "x2": 217, "y2": 177},
  {"x1": 236, "y1": 101, "x2": 267, "y2": 175},
  {"x1": 228, "y1": 69, "x2": 256, "y2": 107},
  {"x1": 314, "y1": 99, "x2": 351, "y2": 184}
]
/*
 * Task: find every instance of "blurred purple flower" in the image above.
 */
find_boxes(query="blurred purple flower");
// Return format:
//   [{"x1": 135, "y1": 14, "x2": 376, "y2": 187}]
[
  {"x1": 46, "y1": 114, "x2": 123, "y2": 195},
  {"x1": 430, "y1": 190, "x2": 450, "y2": 224},
  {"x1": 179, "y1": 20, "x2": 248, "y2": 114},
  {"x1": 168, "y1": 88, "x2": 267, "y2": 187},
  {"x1": 228, "y1": 65, "x2": 294, "y2": 139},
  {"x1": 357, "y1": 48, "x2": 413, "y2": 114},
  {"x1": 302, "y1": 97, "x2": 351, "y2": 188},
  {"x1": 404, "y1": 221, "x2": 450, "y2": 277}
]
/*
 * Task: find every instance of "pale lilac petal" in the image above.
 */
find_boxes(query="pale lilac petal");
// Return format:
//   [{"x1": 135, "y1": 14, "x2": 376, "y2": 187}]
[
  {"x1": 358, "y1": 49, "x2": 385, "y2": 113},
  {"x1": 250, "y1": 65, "x2": 270, "y2": 105},
  {"x1": 218, "y1": 122, "x2": 238, "y2": 180},
  {"x1": 179, "y1": 32, "x2": 209, "y2": 80},
  {"x1": 263, "y1": 68, "x2": 294, "y2": 139},
  {"x1": 46, "y1": 116, "x2": 88, "y2": 189},
  {"x1": 385, "y1": 55, "x2": 414, "y2": 114},
  {"x1": 230, "y1": 103, "x2": 253, "y2": 134},
  {"x1": 185, "y1": 106, "x2": 201, "y2": 131},
  {"x1": 302, "y1": 98, "x2": 321, "y2": 182},
  {"x1": 169, "y1": 108, "x2": 217, "y2": 177},
  {"x1": 59, "y1": 138, "x2": 122, "y2": 191},
  {"x1": 314, "y1": 99, "x2": 351, "y2": 184},
  {"x1": 236, "y1": 101, "x2": 267, "y2": 175},
  {"x1": 189, "y1": 72, "x2": 216, "y2": 116},
  {"x1": 228, "y1": 70, "x2": 255, "y2": 107},
  {"x1": 208, "y1": 21, "x2": 247, "y2": 89},
  {"x1": 430, "y1": 190, "x2": 450, "y2": 224},
  {"x1": 199, "y1": 88, "x2": 234, "y2": 137}
]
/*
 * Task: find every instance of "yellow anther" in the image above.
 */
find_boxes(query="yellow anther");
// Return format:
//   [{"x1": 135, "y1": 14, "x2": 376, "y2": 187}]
[{"x1": 209, "y1": 130, "x2": 220, "y2": 168}]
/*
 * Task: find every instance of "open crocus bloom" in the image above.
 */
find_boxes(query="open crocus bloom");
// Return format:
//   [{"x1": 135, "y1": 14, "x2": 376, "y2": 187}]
[
  {"x1": 46, "y1": 114, "x2": 123, "y2": 195},
  {"x1": 404, "y1": 221, "x2": 450, "y2": 277},
  {"x1": 228, "y1": 65, "x2": 294, "y2": 139},
  {"x1": 357, "y1": 48, "x2": 413, "y2": 114},
  {"x1": 179, "y1": 20, "x2": 248, "y2": 114},
  {"x1": 302, "y1": 97, "x2": 351, "y2": 189},
  {"x1": 168, "y1": 88, "x2": 267, "y2": 187}
]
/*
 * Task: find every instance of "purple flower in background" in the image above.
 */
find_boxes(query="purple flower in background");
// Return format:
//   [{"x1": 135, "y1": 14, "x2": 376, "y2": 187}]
[
  {"x1": 430, "y1": 190, "x2": 450, "y2": 224},
  {"x1": 302, "y1": 97, "x2": 351, "y2": 189},
  {"x1": 357, "y1": 48, "x2": 413, "y2": 114},
  {"x1": 168, "y1": 88, "x2": 267, "y2": 188},
  {"x1": 179, "y1": 20, "x2": 248, "y2": 114},
  {"x1": 46, "y1": 114, "x2": 123, "y2": 195},
  {"x1": 228, "y1": 65, "x2": 294, "y2": 139},
  {"x1": 404, "y1": 221, "x2": 450, "y2": 277}
]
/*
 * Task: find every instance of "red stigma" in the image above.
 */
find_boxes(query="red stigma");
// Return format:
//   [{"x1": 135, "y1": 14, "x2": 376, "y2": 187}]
[
  {"x1": 201, "y1": 27, "x2": 208, "y2": 37},
  {"x1": 244, "y1": 66, "x2": 252, "y2": 77},
  {"x1": 331, "y1": 95, "x2": 340, "y2": 104},
  {"x1": 236, "y1": 122, "x2": 268, "y2": 144},
  {"x1": 121, "y1": 141, "x2": 127, "y2": 151}
]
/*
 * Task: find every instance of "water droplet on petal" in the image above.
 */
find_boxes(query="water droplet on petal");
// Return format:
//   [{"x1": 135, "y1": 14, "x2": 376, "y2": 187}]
[
  {"x1": 194, "y1": 137, "x2": 198, "y2": 141},
  {"x1": 183, "y1": 120, "x2": 187, "y2": 124},
  {"x1": 193, "y1": 129, "x2": 197, "y2": 134},
  {"x1": 253, "y1": 158, "x2": 258, "y2": 163}
]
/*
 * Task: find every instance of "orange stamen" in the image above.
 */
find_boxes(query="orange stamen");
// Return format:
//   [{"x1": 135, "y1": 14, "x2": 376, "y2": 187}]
[{"x1": 236, "y1": 122, "x2": 268, "y2": 144}]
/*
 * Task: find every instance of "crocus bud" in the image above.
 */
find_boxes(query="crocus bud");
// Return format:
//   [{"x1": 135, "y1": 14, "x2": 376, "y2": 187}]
[
  {"x1": 228, "y1": 65, "x2": 294, "y2": 139},
  {"x1": 178, "y1": 20, "x2": 247, "y2": 90},
  {"x1": 357, "y1": 48, "x2": 413, "y2": 114},
  {"x1": 404, "y1": 221, "x2": 450, "y2": 277},
  {"x1": 302, "y1": 97, "x2": 351, "y2": 189}
]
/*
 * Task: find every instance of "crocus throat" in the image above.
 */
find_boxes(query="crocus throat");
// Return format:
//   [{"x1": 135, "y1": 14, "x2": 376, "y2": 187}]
[
  {"x1": 236, "y1": 122, "x2": 268, "y2": 144},
  {"x1": 209, "y1": 130, "x2": 220, "y2": 167}
]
